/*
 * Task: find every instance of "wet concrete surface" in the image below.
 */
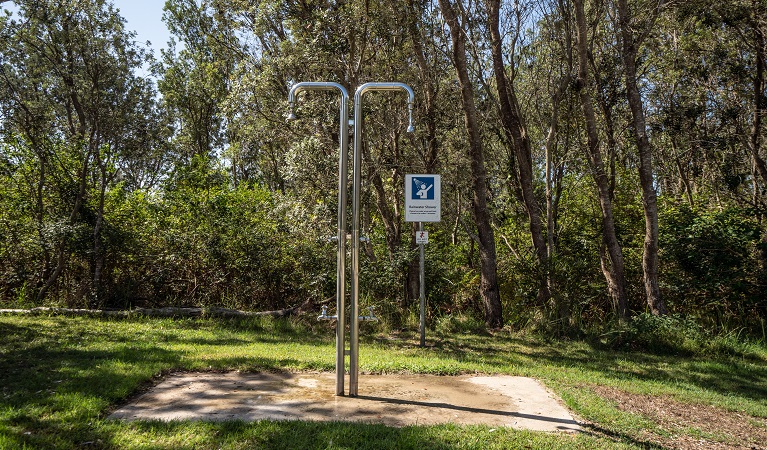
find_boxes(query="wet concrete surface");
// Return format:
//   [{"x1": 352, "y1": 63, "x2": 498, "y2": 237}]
[{"x1": 109, "y1": 372, "x2": 581, "y2": 432}]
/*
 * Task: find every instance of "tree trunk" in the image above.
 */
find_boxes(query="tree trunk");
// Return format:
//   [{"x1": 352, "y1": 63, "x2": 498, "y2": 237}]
[
  {"x1": 438, "y1": 0, "x2": 503, "y2": 328},
  {"x1": 91, "y1": 141, "x2": 114, "y2": 308},
  {"x1": 369, "y1": 168, "x2": 400, "y2": 257},
  {"x1": 574, "y1": 0, "x2": 628, "y2": 321},
  {"x1": 590, "y1": 51, "x2": 619, "y2": 202},
  {"x1": 34, "y1": 145, "x2": 52, "y2": 290},
  {"x1": 616, "y1": 0, "x2": 667, "y2": 315},
  {"x1": 671, "y1": 137, "x2": 694, "y2": 206},
  {"x1": 92, "y1": 158, "x2": 107, "y2": 308},
  {"x1": 748, "y1": 0, "x2": 767, "y2": 297},
  {"x1": 485, "y1": 0, "x2": 551, "y2": 309},
  {"x1": 751, "y1": 1, "x2": 767, "y2": 185}
]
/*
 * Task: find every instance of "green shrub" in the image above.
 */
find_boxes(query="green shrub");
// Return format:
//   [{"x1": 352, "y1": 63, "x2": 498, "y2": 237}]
[
  {"x1": 601, "y1": 312, "x2": 767, "y2": 361},
  {"x1": 601, "y1": 312, "x2": 706, "y2": 354},
  {"x1": 434, "y1": 313, "x2": 488, "y2": 335},
  {"x1": 660, "y1": 204, "x2": 765, "y2": 332}
]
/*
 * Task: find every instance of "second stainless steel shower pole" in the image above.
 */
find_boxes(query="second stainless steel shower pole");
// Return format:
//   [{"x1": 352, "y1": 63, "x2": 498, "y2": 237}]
[{"x1": 349, "y1": 82, "x2": 414, "y2": 396}]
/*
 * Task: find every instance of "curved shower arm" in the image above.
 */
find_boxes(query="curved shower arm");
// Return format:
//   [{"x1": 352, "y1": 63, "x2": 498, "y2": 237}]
[
  {"x1": 354, "y1": 82, "x2": 415, "y2": 132},
  {"x1": 288, "y1": 82, "x2": 350, "y2": 120}
]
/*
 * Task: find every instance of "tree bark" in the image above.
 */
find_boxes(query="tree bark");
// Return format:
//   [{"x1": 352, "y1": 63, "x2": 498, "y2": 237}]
[
  {"x1": 438, "y1": 0, "x2": 503, "y2": 328},
  {"x1": 368, "y1": 164, "x2": 400, "y2": 257},
  {"x1": 574, "y1": 0, "x2": 628, "y2": 321},
  {"x1": 616, "y1": 0, "x2": 668, "y2": 315},
  {"x1": 751, "y1": 0, "x2": 767, "y2": 185},
  {"x1": 485, "y1": 0, "x2": 551, "y2": 308}
]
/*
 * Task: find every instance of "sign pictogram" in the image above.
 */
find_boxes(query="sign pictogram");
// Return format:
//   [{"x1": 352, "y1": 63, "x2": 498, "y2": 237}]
[{"x1": 405, "y1": 174, "x2": 441, "y2": 222}]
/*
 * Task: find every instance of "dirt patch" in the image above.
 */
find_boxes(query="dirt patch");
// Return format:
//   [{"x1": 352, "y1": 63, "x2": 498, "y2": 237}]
[{"x1": 592, "y1": 385, "x2": 767, "y2": 449}]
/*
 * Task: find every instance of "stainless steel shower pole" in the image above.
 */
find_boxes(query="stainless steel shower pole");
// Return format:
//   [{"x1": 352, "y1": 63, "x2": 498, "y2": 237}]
[
  {"x1": 288, "y1": 82, "x2": 349, "y2": 396},
  {"x1": 349, "y1": 82, "x2": 414, "y2": 396}
]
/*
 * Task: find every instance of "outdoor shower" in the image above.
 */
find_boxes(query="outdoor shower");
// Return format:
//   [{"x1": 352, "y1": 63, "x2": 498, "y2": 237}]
[{"x1": 287, "y1": 82, "x2": 414, "y2": 396}]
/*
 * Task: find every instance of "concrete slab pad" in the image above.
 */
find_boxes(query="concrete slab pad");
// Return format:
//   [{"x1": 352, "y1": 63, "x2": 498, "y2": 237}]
[{"x1": 109, "y1": 372, "x2": 580, "y2": 432}]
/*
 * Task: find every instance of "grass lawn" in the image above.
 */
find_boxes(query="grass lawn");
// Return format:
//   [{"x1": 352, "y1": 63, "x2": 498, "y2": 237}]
[{"x1": 1, "y1": 314, "x2": 766, "y2": 449}]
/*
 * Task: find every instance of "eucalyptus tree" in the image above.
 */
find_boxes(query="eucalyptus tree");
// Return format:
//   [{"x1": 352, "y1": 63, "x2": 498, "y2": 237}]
[
  {"x1": 614, "y1": 0, "x2": 668, "y2": 315},
  {"x1": 438, "y1": 0, "x2": 503, "y2": 328},
  {"x1": 572, "y1": 0, "x2": 628, "y2": 320},
  {"x1": 640, "y1": 3, "x2": 753, "y2": 208},
  {"x1": 536, "y1": 0, "x2": 573, "y2": 272},
  {"x1": 214, "y1": 0, "x2": 296, "y2": 191},
  {"x1": 402, "y1": 0, "x2": 461, "y2": 306},
  {"x1": 500, "y1": 1, "x2": 581, "y2": 322},
  {"x1": 158, "y1": 0, "x2": 239, "y2": 163},
  {"x1": 484, "y1": 0, "x2": 564, "y2": 320},
  {"x1": 0, "y1": 0, "x2": 163, "y2": 304}
]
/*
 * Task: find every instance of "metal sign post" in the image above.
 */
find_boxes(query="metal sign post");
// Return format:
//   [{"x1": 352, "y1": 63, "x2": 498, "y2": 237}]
[
  {"x1": 405, "y1": 174, "x2": 440, "y2": 348},
  {"x1": 288, "y1": 81, "x2": 414, "y2": 397},
  {"x1": 418, "y1": 222, "x2": 426, "y2": 347}
]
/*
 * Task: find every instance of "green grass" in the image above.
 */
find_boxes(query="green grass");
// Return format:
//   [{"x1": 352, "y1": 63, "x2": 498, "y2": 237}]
[{"x1": 1, "y1": 314, "x2": 765, "y2": 449}]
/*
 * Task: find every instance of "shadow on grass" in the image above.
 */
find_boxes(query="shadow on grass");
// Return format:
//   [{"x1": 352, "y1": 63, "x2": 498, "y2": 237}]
[
  {"x1": 387, "y1": 331, "x2": 767, "y2": 405},
  {"x1": 516, "y1": 343, "x2": 767, "y2": 403},
  {"x1": 145, "y1": 314, "x2": 335, "y2": 347},
  {"x1": 98, "y1": 419, "x2": 602, "y2": 450},
  {"x1": 0, "y1": 321, "x2": 178, "y2": 448},
  {"x1": 580, "y1": 423, "x2": 668, "y2": 450},
  {"x1": 0, "y1": 318, "x2": 337, "y2": 449},
  {"x1": 2, "y1": 413, "x2": 654, "y2": 450},
  {"x1": 0, "y1": 323, "x2": 182, "y2": 404}
]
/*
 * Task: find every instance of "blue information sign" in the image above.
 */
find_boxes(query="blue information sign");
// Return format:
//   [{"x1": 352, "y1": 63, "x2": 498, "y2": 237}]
[{"x1": 405, "y1": 174, "x2": 441, "y2": 222}]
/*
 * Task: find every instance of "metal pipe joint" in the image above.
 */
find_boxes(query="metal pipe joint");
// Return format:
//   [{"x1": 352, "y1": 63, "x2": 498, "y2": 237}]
[
  {"x1": 317, "y1": 305, "x2": 337, "y2": 321},
  {"x1": 359, "y1": 306, "x2": 378, "y2": 322}
]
